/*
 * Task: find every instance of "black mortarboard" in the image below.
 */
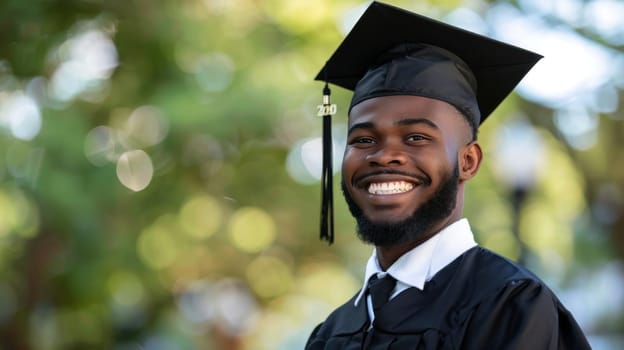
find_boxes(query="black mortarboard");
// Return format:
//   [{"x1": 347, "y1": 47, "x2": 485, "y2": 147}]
[{"x1": 314, "y1": 1, "x2": 542, "y2": 244}]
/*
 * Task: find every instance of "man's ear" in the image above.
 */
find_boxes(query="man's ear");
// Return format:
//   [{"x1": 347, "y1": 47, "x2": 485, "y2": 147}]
[{"x1": 459, "y1": 141, "x2": 482, "y2": 182}]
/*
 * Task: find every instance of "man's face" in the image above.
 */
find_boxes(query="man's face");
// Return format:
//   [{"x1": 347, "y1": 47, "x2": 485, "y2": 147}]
[{"x1": 341, "y1": 95, "x2": 470, "y2": 247}]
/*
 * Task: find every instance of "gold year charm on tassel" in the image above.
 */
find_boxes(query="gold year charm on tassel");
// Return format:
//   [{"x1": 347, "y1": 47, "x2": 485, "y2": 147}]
[{"x1": 317, "y1": 94, "x2": 337, "y2": 117}]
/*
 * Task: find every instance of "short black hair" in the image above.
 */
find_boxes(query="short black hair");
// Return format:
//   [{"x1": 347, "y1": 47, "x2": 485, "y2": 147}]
[{"x1": 454, "y1": 105, "x2": 478, "y2": 141}]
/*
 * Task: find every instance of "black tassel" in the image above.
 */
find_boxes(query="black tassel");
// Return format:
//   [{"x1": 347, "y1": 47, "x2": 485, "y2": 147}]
[{"x1": 319, "y1": 81, "x2": 335, "y2": 244}]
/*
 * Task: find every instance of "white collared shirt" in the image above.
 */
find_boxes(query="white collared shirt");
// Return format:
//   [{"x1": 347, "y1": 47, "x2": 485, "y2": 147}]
[{"x1": 354, "y1": 218, "x2": 477, "y2": 322}]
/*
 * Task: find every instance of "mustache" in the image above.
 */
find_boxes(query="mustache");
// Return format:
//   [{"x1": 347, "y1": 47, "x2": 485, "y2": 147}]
[{"x1": 352, "y1": 169, "x2": 431, "y2": 186}]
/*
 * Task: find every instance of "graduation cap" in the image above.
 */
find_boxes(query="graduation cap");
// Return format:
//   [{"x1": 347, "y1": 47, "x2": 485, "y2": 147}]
[{"x1": 315, "y1": 1, "x2": 542, "y2": 244}]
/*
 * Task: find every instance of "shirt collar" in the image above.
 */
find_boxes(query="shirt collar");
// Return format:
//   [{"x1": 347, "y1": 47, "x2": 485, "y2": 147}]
[{"x1": 354, "y1": 218, "x2": 476, "y2": 306}]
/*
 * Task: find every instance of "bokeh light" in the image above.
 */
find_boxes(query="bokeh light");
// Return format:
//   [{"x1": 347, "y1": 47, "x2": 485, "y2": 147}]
[
  {"x1": 177, "y1": 279, "x2": 216, "y2": 324},
  {"x1": 138, "y1": 215, "x2": 181, "y2": 269},
  {"x1": 84, "y1": 125, "x2": 119, "y2": 166},
  {"x1": 286, "y1": 138, "x2": 323, "y2": 184},
  {"x1": 286, "y1": 126, "x2": 346, "y2": 184},
  {"x1": 0, "y1": 91, "x2": 41, "y2": 140},
  {"x1": 108, "y1": 270, "x2": 146, "y2": 310},
  {"x1": 194, "y1": 53, "x2": 235, "y2": 93},
  {"x1": 121, "y1": 105, "x2": 169, "y2": 149},
  {"x1": 108, "y1": 270, "x2": 147, "y2": 330},
  {"x1": 116, "y1": 150, "x2": 154, "y2": 192},
  {"x1": 178, "y1": 194, "x2": 223, "y2": 240},
  {"x1": 212, "y1": 279, "x2": 259, "y2": 336},
  {"x1": 228, "y1": 207, "x2": 276, "y2": 253},
  {"x1": 299, "y1": 262, "x2": 360, "y2": 306},
  {"x1": 0, "y1": 185, "x2": 39, "y2": 240},
  {"x1": 48, "y1": 29, "x2": 118, "y2": 102},
  {"x1": 246, "y1": 255, "x2": 293, "y2": 298},
  {"x1": 554, "y1": 106, "x2": 599, "y2": 150},
  {"x1": 5, "y1": 141, "x2": 44, "y2": 185},
  {"x1": 491, "y1": 118, "x2": 546, "y2": 189}
]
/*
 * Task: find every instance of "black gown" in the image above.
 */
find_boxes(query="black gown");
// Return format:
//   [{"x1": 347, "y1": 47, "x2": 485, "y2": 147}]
[{"x1": 305, "y1": 247, "x2": 591, "y2": 349}]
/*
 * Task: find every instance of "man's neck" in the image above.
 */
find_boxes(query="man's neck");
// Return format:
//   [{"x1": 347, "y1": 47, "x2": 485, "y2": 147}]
[{"x1": 375, "y1": 215, "x2": 460, "y2": 271}]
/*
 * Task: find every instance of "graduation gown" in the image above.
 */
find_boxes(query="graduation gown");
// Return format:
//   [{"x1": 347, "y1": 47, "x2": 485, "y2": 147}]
[{"x1": 305, "y1": 247, "x2": 591, "y2": 350}]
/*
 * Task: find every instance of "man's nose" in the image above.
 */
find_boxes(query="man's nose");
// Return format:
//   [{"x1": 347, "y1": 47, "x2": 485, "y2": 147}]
[{"x1": 366, "y1": 143, "x2": 408, "y2": 166}]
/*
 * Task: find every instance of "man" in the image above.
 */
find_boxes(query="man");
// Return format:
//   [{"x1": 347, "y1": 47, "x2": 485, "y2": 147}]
[{"x1": 306, "y1": 2, "x2": 591, "y2": 349}]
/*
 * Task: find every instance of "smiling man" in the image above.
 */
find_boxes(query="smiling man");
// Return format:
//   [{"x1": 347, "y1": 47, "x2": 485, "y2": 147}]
[
  {"x1": 305, "y1": 2, "x2": 591, "y2": 349},
  {"x1": 342, "y1": 94, "x2": 475, "y2": 269}
]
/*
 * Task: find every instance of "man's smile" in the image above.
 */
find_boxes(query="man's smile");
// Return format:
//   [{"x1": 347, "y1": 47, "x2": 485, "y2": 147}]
[
  {"x1": 352, "y1": 171, "x2": 430, "y2": 202},
  {"x1": 368, "y1": 181, "x2": 414, "y2": 195}
]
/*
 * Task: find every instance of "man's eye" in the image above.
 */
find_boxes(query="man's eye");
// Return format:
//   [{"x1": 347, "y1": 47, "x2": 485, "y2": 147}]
[
  {"x1": 407, "y1": 134, "x2": 427, "y2": 142},
  {"x1": 357, "y1": 137, "x2": 375, "y2": 143},
  {"x1": 351, "y1": 137, "x2": 375, "y2": 144}
]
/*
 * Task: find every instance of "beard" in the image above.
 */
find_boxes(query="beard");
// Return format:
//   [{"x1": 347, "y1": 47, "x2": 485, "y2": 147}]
[{"x1": 341, "y1": 162, "x2": 460, "y2": 247}]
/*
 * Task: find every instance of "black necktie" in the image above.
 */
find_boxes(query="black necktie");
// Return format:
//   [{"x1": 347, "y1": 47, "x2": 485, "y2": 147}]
[{"x1": 367, "y1": 274, "x2": 397, "y2": 311}]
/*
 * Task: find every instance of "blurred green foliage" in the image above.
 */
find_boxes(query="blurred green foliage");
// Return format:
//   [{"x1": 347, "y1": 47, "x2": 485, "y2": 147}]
[{"x1": 0, "y1": 0, "x2": 622, "y2": 349}]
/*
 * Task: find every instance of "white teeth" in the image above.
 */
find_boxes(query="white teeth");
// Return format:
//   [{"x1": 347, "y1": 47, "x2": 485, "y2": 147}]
[{"x1": 368, "y1": 181, "x2": 414, "y2": 195}]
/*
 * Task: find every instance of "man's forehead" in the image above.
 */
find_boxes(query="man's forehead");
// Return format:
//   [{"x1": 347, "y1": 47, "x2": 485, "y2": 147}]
[
  {"x1": 347, "y1": 94, "x2": 474, "y2": 138},
  {"x1": 348, "y1": 95, "x2": 463, "y2": 123}
]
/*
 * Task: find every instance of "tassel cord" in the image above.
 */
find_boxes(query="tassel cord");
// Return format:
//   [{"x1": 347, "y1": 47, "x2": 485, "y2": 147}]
[{"x1": 320, "y1": 113, "x2": 334, "y2": 244}]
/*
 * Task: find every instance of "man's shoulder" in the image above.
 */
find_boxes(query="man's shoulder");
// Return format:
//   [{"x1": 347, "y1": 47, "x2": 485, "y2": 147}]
[
  {"x1": 465, "y1": 246, "x2": 542, "y2": 282},
  {"x1": 457, "y1": 248, "x2": 591, "y2": 349},
  {"x1": 447, "y1": 246, "x2": 552, "y2": 305}
]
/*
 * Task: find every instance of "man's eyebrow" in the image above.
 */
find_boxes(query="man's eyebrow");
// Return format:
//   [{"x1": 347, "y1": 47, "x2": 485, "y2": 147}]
[
  {"x1": 395, "y1": 118, "x2": 439, "y2": 129},
  {"x1": 347, "y1": 118, "x2": 438, "y2": 135},
  {"x1": 347, "y1": 122, "x2": 375, "y2": 135}
]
